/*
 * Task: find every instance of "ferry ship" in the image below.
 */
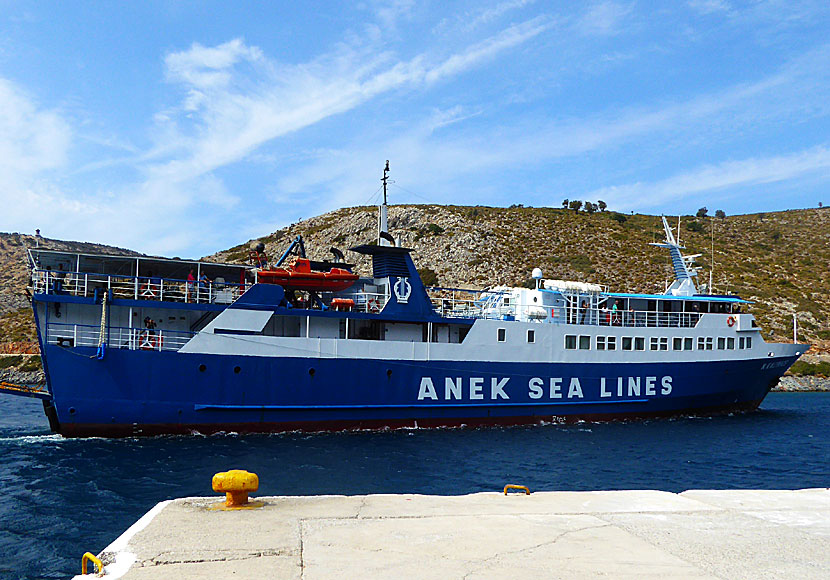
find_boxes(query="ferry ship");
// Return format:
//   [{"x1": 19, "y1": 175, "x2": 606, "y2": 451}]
[{"x1": 10, "y1": 176, "x2": 808, "y2": 436}]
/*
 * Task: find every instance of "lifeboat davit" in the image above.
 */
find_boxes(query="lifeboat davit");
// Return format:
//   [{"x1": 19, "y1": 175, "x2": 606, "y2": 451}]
[{"x1": 257, "y1": 258, "x2": 358, "y2": 292}]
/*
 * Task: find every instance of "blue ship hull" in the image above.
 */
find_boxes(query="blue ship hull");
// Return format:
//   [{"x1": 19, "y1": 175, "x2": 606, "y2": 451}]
[{"x1": 42, "y1": 344, "x2": 796, "y2": 437}]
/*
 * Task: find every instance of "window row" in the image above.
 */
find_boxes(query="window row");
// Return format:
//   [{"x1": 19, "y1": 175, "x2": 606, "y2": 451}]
[{"x1": 564, "y1": 334, "x2": 753, "y2": 351}]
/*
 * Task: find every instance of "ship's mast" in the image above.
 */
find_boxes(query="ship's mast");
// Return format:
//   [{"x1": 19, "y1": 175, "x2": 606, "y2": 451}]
[
  {"x1": 378, "y1": 160, "x2": 390, "y2": 246},
  {"x1": 651, "y1": 216, "x2": 700, "y2": 296}
]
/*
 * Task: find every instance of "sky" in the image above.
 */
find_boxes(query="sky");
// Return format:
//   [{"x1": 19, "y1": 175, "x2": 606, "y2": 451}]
[{"x1": 1, "y1": 1, "x2": 829, "y2": 258}]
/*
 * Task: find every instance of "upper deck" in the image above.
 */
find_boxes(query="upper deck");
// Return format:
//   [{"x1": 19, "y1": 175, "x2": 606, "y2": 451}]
[{"x1": 28, "y1": 249, "x2": 254, "y2": 305}]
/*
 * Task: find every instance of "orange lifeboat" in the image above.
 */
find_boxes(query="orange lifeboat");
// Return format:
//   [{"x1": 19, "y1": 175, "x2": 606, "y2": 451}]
[{"x1": 257, "y1": 258, "x2": 358, "y2": 292}]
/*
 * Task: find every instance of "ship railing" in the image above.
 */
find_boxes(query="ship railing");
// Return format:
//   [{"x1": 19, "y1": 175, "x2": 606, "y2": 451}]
[
  {"x1": 429, "y1": 287, "x2": 509, "y2": 319},
  {"x1": 429, "y1": 293, "x2": 702, "y2": 328},
  {"x1": 32, "y1": 269, "x2": 249, "y2": 305},
  {"x1": 45, "y1": 323, "x2": 196, "y2": 352},
  {"x1": 556, "y1": 306, "x2": 702, "y2": 329}
]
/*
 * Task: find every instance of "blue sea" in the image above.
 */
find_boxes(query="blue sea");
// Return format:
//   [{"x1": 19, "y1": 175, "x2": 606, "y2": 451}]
[{"x1": 0, "y1": 393, "x2": 827, "y2": 579}]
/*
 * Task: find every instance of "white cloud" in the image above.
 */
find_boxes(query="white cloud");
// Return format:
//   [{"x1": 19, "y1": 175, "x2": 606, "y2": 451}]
[
  {"x1": 577, "y1": 2, "x2": 632, "y2": 36},
  {"x1": 0, "y1": 78, "x2": 71, "y2": 177},
  {"x1": 147, "y1": 17, "x2": 552, "y2": 189},
  {"x1": 466, "y1": 0, "x2": 538, "y2": 31},
  {"x1": 687, "y1": 0, "x2": 732, "y2": 15},
  {"x1": 586, "y1": 146, "x2": 830, "y2": 209}
]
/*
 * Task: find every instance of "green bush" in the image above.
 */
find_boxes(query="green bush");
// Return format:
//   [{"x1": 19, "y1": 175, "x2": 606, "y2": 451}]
[
  {"x1": 685, "y1": 221, "x2": 705, "y2": 233},
  {"x1": 418, "y1": 268, "x2": 439, "y2": 286},
  {"x1": 19, "y1": 357, "x2": 42, "y2": 373},
  {"x1": 788, "y1": 361, "x2": 830, "y2": 377},
  {"x1": 0, "y1": 355, "x2": 23, "y2": 369}
]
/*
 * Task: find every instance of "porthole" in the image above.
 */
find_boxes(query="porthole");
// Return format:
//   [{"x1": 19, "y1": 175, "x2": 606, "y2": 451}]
[
  {"x1": 387, "y1": 369, "x2": 393, "y2": 378},
  {"x1": 308, "y1": 367, "x2": 316, "y2": 377},
  {"x1": 233, "y1": 366, "x2": 241, "y2": 374},
  {"x1": 68, "y1": 407, "x2": 77, "y2": 415},
  {"x1": 199, "y1": 364, "x2": 206, "y2": 372}
]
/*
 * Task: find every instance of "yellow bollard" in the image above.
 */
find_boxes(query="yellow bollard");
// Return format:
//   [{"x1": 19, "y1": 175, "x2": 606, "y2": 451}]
[
  {"x1": 81, "y1": 552, "x2": 103, "y2": 576},
  {"x1": 503, "y1": 484, "x2": 531, "y2": 495},
  {"x1": 212, "y1": 469, "x2": 259, "y2": 507}
]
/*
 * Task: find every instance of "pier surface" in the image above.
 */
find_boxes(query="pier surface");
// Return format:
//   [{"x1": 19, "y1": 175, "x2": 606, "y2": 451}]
[{"x1": 82, "y1": 488, "x2": 829, "y2": 579}]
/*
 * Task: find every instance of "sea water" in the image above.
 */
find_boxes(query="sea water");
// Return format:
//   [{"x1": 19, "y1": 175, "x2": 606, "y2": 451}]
[{"x1": 0, "y1": 393, "x2": 827, "y2": 579}]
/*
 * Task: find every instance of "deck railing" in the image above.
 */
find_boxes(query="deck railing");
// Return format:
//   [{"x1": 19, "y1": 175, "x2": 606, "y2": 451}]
[
  {"x1": 430, "y1": 292, "x2": 702, "y2": 329},
  {"x1": 46, "y1": 323, "x2": 195, "y2": 352},
  {"x1": 32, "y1": 269, "x2": 249, "y2": 305}
]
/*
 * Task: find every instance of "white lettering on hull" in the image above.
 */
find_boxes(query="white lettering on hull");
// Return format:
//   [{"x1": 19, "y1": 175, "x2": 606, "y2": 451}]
[{"x1": 418, "y1": 375, "x2": 676, "y2": 401}]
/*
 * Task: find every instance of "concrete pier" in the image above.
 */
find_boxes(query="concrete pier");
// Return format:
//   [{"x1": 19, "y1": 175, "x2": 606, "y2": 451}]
[{"x1": 78, "y1": 488, "x2": 830, "y2": 579}]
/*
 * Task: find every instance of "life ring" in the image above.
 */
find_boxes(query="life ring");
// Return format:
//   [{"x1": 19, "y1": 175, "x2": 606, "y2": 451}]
[
  {"x1": 139, "y1": 331, "x2": 163, "y2": 350},
  {"x1": 139, "y1": 331, "x2": 153, "y2": 350},
  {"x1": 367, "y1": 297, "x2": 380, "y2": 313},
  {"x1": 140, "y1": 283, "x2": 157, "y2": 298},
  {"x1": 726, "y1": 316, "x2": 736, "y2": 327}
]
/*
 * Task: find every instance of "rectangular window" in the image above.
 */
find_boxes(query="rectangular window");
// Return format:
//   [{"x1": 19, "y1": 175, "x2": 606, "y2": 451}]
[
  {"x1": 565, "y1": 335, "x2": 577, "y2": 350},
  {"x1": 673, "y1": 337, "x2": 683, "y2": 351},
  {"x1": 746, "y1": 336, "x2": 752, "y2": 349},
  {"x1": 717, "y1": 337, "x2": 726, "y2": 350},
  {"x1": 650, "y1": 337, "x2": 659, "y2": 350},
  {"x1": 739, "y1": 337, "x2": 746, "y2": 349},
  {"x1": 684, "y1": 337, "x2": 693, "y2": 350},
  {"x1": 706, "y1": 337, "x2": 713, "y2": 350},
  {"x1": 622, "y1": 337, "x2": 633, "y2": 351},
  {"x1": 607, "y1": 336, "x2": 616, "y2": 351},
  {"x1": 727, "y1": 337, "x2": 735, "y2": 350},
  {"x1": 596, "y1": 336, "x2": 606, "y2": 350},
  {"x1": 579, "y1": 335, "x2": 591, "y2": 350},
  {"x1": 635, "y1": 337, "x2": 645, "y2": 351},
  {"x1": 497, "y1": 328, "x2": 506, "y2": 342},
  {"x1": 659, "y1": 337, "x2": 668, "y2": 351},
  {"x1": 698, "y1": 337, "x2": 705, "y2": 350},
  {"x1": 527, "y1": 329, "x2": 535, "y2": 343}
]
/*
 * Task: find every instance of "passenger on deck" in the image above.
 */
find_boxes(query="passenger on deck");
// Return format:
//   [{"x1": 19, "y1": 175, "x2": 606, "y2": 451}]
[
  {"x1": 144, "y1": 317, "x2": 157, "y2": 335},
  {"x1": 56, "y1": 265, "x2": 68, "y2": 294},
  {"x1": 186, "y1": 269, "x2": 196, "y2": 302},
  {"x1": 579, "y1": 300, "x2": 588, "y2": 324}
]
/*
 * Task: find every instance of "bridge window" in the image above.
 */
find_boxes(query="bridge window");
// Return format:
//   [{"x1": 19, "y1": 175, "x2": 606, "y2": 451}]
[
  {"x1": 727, "y1": 337, "x2": 735, "y2": 349},
  {"x1": 634, "y1": 337, "x2": 645, "y2": 351},
  {"x1": 673, "y1": 337, "x2": 682, "y2": 350},
  {"x1": 622, "y1": 337, "x2": 633, "y2": 351},
  {"x1": 565, "y1": 335, "x2": 577, "y2": 350},
  {"x1": 718, "y1": 337, "x2": 726, "y2": 350}
]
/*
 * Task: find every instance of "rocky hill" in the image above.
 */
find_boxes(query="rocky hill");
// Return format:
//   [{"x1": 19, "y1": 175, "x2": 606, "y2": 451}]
[
  {"x1": 207, "y1": 205, "x2": 830, "y2": 349},
  {"x1": 0, "y1": 232, "x2": 139, "y2": 345},
  {"x1": 2, "y1": 206, "x2": 829, "y2": 351}
]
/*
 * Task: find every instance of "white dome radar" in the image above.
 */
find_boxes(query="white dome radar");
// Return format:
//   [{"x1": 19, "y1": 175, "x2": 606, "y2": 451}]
[{"x1": 531, "y1": 267, "x2": 543, "y2": 279}]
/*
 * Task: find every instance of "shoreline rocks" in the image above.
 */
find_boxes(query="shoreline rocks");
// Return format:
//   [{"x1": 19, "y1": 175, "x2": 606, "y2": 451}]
[{"x1": 774, "y1": 375, "x2": 830, "y2": 392}]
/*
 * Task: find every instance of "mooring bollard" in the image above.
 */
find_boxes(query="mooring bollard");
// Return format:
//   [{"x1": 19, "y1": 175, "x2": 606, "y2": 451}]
[{"x1": 212, "y1": 469, "x2": 259, "y2": 507}]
